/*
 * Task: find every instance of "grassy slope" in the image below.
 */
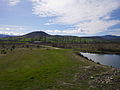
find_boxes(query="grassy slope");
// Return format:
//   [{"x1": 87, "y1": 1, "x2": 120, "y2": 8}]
[{"x1": 0, "y1": 48, "x2": 111, "y2": 90}]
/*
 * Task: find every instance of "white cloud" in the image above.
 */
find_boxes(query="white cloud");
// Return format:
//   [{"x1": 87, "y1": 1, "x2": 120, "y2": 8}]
[
  {"x1": 31, "y1": 0, "x2": 120, "y2": 34},
  {"x1": 109, "y1": 28, "x2": 120, "y2": 36},
  {"x1": 44, "y1": 29, "x2": 85, "y2": 35},
  {"x1": 0, "y1": 31, "x2": 21, "y2": 35},
  {"x1": 102, "y1": 16, "x2": 111, "y2": 20},
  {"x1": 75, "y1": 20, "x2": 120, "y2": 34},
  {"x1": 0, "y1": 25, "x2": 26, "y2": 35},
  {"x1": 8, "y1": 0, "x2": 20, "y2": 6}
]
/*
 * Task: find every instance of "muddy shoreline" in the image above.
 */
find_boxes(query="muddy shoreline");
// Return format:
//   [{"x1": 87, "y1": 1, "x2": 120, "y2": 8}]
[{"x1": 75, "y1": 52, "x2": 120, "y2": 89}]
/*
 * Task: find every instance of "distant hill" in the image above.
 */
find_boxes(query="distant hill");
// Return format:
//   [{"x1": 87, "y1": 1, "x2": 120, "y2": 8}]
[
  {"x1": 101, "y1": 35, "x2": 120, "y2": 42},
  {"x1": 101, "y1": 35, "x2": 119, "y2": 39},
  {"x1": 78, "y1": 35, "x2": 120, "y2": 43},
  {"x1": 18, "y1": 31, "x2": 120, "y2": 43},
  {"x1": 22, "y1": 31, "x2": 50, "y2": 38},
  {"x1": 1, "y1": 31, "x2": 120, "y2": 44},
  {"x1": 0, "y1": 34, "x2": 11, "y2": 38}
]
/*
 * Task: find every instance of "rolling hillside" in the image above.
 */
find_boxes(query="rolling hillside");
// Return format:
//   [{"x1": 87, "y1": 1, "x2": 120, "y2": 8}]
[
  {"x1": 101, "y1": 35, "x2": 120, "y2": 42},
  {"x1": 0, "y1": 31, "x2": 120, "y2": 45},
  {"x1": 19, "y1": 31, "x2": 120, "y2": 43}
]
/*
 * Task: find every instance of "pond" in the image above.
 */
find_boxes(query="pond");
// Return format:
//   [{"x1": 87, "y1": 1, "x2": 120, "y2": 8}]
[{"x1": 81, "y1": 52, "x2": 120, "y2": 68}]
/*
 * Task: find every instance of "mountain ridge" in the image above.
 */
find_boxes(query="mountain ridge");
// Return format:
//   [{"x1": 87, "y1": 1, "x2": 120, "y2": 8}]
[
  {"x1": 1, "y1": 31, "x2": 120, "y2": 43},
  {"x1": 22, "y1": 31, "x2": 120, "y2": 39},
  {"x1": 0, "y1": 34, "x2": 11, "y2": 38},
  {"x1": 22, "y1": 31, "x2": 50, "y2": 38}
]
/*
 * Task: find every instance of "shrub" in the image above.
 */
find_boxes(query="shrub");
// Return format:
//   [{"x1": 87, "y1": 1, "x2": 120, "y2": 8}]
[{"x1": 1, "y1": 50, "x2": 7, "y2": 54}]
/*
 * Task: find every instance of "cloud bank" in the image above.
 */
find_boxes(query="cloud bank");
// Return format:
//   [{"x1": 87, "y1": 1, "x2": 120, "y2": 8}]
[
  {"x1": 109, "y1": 28, "x2": 120, "y2": 36},
  {"x1": 8, "y1": 0, "x2": 20, "y2": 6},
  {"x1": 5, "y1": 0, "x2": 120, "y2": 35},
  {"x1": 31, "y1": 0, "x2": 120, "y2": 34},
  {"x1": 0, "y1": 25, "x2": 26, "y2": 35}
]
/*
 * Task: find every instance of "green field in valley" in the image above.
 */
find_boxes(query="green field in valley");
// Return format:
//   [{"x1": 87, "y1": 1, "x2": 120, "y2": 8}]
[{"x1": 0, "y1": 47, "x2": 119, "y2": 90}]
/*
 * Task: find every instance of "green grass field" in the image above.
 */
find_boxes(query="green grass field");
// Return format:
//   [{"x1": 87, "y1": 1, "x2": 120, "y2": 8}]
[{"x1": 0, "y1": 47, "x2": 116, "y2": 90}]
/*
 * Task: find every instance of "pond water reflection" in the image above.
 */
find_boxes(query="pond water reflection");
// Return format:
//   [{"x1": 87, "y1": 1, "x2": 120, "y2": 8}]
[{"x1": 81, "y1": 52, "x2": 120, "y2": 68}]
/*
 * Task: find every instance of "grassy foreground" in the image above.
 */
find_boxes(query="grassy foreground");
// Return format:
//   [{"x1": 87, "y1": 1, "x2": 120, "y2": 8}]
[{"x1": 0, "y1": 48, "x2": 119, "y2": 90}]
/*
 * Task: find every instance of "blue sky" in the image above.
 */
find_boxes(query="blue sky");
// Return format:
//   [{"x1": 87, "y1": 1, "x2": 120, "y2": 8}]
[{"x1": 0, "y1": 0, "x2": 120, "y2": 36}]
